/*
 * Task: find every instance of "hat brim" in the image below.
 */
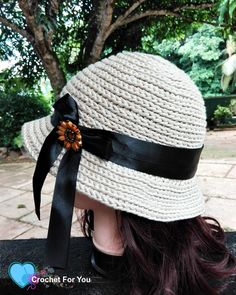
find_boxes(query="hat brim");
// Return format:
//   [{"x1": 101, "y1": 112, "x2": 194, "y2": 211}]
[{"x1": 22, "y1": 115, "x2": 205, "y2": 222}]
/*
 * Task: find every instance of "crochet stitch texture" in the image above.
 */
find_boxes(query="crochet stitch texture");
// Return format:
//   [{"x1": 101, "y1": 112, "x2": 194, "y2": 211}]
[{"x1": 22, "y1": 51, "x2": 207, "y2": 222}]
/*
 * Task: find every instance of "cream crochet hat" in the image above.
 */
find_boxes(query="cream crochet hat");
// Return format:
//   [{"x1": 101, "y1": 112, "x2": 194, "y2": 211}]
[{"x1": 22, "y1": 51, "x2": 207, "y2": 222}]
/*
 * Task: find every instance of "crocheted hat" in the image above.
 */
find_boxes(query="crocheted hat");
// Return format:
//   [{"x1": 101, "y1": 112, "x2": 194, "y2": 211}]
[{"x1": 22, "y1": 51, "x2": 206, "y2": 268}]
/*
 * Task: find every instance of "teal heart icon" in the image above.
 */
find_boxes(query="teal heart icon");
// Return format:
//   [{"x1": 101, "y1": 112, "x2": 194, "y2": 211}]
[{"x1": 8, "y1": 262, "x2": 36, "y2": 288}]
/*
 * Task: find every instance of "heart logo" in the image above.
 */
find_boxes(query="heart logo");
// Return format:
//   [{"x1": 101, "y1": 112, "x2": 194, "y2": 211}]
[{"x1": 8, "y1": 262, "x2": 36, "y2": 288}]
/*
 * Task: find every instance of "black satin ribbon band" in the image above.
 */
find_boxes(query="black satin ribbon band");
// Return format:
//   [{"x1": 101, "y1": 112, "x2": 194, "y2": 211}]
[{"x1": 32, "y1": 93, "x2": 203, "y2": 269}]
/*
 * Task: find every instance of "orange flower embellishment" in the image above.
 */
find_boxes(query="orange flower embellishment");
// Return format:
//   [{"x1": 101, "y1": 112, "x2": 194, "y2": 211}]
[{"x1": 56, "y1": 120, "x2": 82, "y2": 151}]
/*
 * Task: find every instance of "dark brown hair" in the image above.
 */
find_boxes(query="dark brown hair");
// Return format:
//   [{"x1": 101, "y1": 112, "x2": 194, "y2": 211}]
[{"x1": 81, "y1": 210, "x2": 236, "y2": 295}]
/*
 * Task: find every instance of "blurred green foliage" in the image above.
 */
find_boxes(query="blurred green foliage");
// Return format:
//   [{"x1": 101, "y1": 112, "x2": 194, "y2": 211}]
[
  {"x1": 218, "y1": 0, "x2": 236, "y2": 35},
  {"x1": 213, "y1": 104, "x2": 233, "y2": 123},
  {"x1": 0, "y1": 0, "x2": 217, "y2": 88},
  {"x1": 0, "y1": 90, "x2": 50, "y2": 148},
  {"x1": 142, "y1": 24, "x2": 227, "y2": 96},
  {"x1": 0, "y1": 1, "x2": 232, "y2": 148}
]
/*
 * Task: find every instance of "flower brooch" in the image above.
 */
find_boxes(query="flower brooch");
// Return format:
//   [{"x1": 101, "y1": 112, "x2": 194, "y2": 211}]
[{"x1": 56, "y1": 120, "x2": 82, "y2": 152}]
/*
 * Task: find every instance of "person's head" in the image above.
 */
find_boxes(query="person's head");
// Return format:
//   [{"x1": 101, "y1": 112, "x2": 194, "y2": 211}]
[
  {"x1": 22, "y1": 52, "x2": 236, "y2": 293},
  {"x1": 81, "y1": 208, "x2": 236, "y2": 295}
]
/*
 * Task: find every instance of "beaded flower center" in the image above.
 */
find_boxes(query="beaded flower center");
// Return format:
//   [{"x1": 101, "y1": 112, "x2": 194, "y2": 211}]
[
  {"x1": 56, "y1": 120, "x2": 82, "y2": 151},
  {"x1": 65, "y1": 129, "x2": 76, "y2": 142}
]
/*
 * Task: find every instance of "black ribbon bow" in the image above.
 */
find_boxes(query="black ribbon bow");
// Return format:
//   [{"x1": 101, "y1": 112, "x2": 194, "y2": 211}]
[{"x1": 33, "y1": 93, "x2": 203, "y2": 269}]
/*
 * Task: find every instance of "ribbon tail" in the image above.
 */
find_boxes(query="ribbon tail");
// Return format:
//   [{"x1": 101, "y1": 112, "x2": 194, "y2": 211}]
[
  {"x1": 33, "y1": 128, "x2": 61, "y2": 220},
  {"x1": 45, "y1": 148, "x2": 82, "y2": 269}
]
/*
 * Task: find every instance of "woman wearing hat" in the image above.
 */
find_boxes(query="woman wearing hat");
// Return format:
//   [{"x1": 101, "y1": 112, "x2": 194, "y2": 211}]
[{"x1": 22, "y1": 52, "x2": 236, "y2": 294}]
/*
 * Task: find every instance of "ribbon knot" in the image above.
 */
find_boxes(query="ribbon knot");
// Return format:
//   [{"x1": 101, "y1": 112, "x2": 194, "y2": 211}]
[
  {"x1": 33, "y1": 94, "x2": 83, "y2": 268},
  {"x1": 32, "y1": 93, "x2": 203, "y2": 269}
]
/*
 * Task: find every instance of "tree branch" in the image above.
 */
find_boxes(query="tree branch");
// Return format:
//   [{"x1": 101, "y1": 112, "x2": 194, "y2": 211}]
[
  {"x1": 108, "y1": 2, "x2": 216, "y2": 36},
  {"x1": 108, "y1": 10, "x2": 175, "y2": 35},
  {"x1": 106, "y1": 0, "x2": 146, "y2": 37},
  {"x1": 86, "y1": 0, "x2": 116, "y2": 64},
  {"x1": 0, "y1": 16, "x2": 33, "y2": 42},
  {"x1": 113, "y1": 10, "x2": 177, "y2": 29},
  {"x1": 173, "y1": 3, "x2": 214, "y2": 11},
  {"x1": 17, "y1": 0, "x2": 66, "y2": 94},
  {"x1": 120, "y1": 0, "x2": 147, "y2": 20}
]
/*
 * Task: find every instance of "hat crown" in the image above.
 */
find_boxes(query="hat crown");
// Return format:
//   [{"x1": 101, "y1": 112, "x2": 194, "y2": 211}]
[
  {"x1": 22, "y1": 51, "x2": 206, "y2": 224},
  {"x1": 62, "y1": 51, "x2": 206, "y2": 149}
]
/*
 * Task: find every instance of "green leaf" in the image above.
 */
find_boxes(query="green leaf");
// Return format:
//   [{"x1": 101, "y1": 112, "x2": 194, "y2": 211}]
[
  {"x1": 219, "y1": 0, "x2": 230, "y2": 24},
  {"x1": 229, "y1": 0, "x2": 236, "y2": 19}
]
